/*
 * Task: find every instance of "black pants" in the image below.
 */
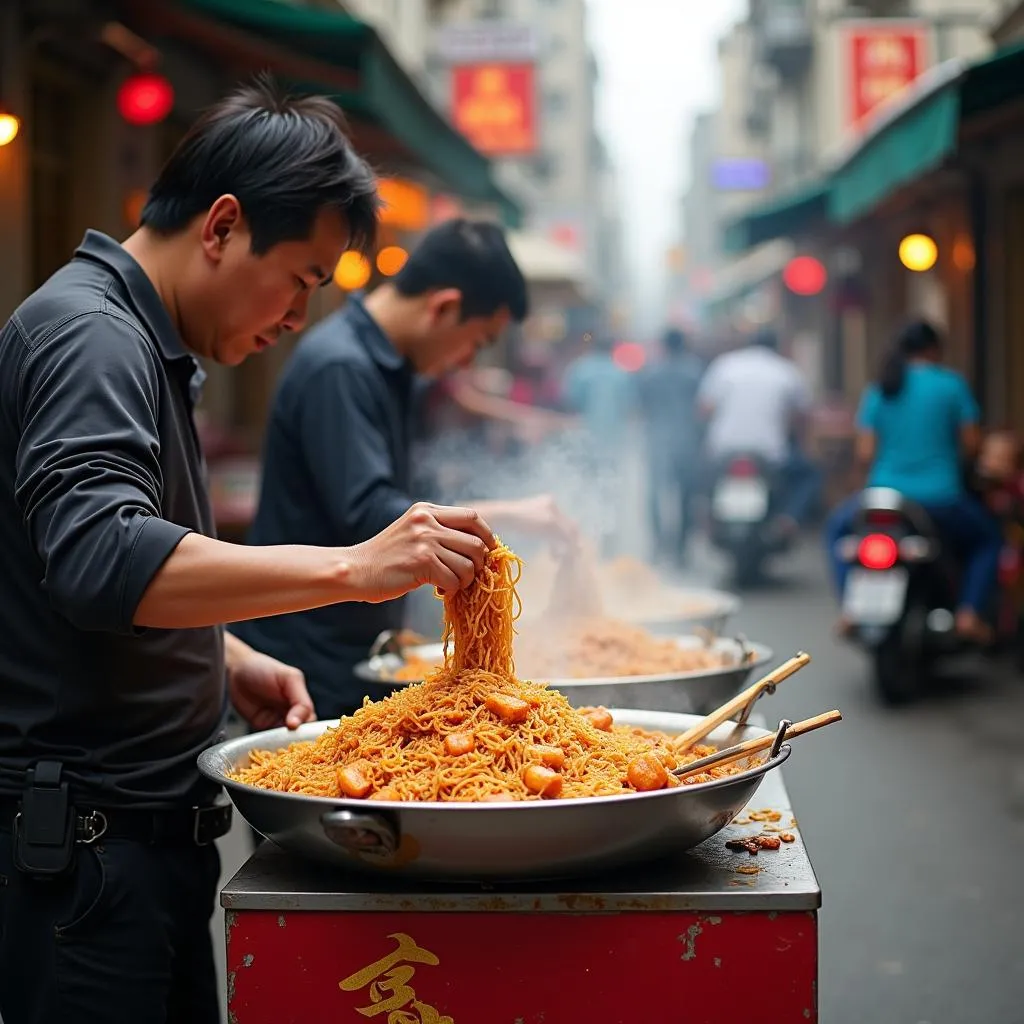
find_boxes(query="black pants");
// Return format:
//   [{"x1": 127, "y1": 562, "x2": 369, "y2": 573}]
[{"x1": 0, "y1": 829, "x2": 220, "y2": 1024}]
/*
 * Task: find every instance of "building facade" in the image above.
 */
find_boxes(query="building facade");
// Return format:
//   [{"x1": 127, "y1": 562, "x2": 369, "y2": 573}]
[{"x1": 680, "y1": 0, "x2": 1002, "y2": 356}]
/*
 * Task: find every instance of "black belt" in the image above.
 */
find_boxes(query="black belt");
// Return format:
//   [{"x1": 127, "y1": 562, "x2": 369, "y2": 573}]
[{"x1": 1, "y1": 799, "x2": 233, "y2": 847}]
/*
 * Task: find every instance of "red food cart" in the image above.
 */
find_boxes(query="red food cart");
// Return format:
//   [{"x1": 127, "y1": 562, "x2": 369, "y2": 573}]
[{"x1": 222, "y1": 768, "x2": 819, "y2": 1023}]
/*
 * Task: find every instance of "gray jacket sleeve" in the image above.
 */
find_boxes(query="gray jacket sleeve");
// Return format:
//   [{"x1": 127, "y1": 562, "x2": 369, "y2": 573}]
[{"x1": 14, "y1": 312, "x2": 191, "y2": 633}]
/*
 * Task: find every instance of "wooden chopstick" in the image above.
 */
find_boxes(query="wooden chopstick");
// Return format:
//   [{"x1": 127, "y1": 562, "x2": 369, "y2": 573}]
[
  {"x1": 673, "y1": 651, "x2": 812, "y2": 752},
  {"x1": 672, "y1": 710, "x2": 843, "y2": 780}
]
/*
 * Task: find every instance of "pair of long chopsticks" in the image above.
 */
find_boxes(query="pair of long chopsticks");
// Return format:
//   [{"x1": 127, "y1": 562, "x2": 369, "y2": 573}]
[
  {"x1": 672, "y1": 710, "x2": 843, "y2": 780},
  {"x1": 674, "y1": 651, "x2": 812, "y2": 752}
]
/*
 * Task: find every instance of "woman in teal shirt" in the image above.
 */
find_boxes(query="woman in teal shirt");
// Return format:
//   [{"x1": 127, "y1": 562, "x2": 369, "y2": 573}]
[{"x1": 825, "y1": 321, "x2": 1000, "y2": 640}]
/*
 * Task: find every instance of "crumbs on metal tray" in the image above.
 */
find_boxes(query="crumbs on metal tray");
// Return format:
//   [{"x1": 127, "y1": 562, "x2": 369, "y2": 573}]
[
  {"x1": 726, "y1": 834, "x2": 783, "y2": 856},
  {"x1": 748, "y1": 809, "x2": 784, "y2": 823}
]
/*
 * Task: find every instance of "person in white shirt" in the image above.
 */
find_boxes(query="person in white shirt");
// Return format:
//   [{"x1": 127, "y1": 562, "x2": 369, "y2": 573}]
[{"x1": 698, "y1": 327, "x2": 821, "y2": 537}]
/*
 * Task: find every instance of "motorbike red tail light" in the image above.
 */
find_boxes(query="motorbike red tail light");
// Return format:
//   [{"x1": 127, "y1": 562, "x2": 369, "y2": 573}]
[
  {"x1": 728, "y1": 457, "x2": 758, "y2": 478},
  {"x1": 858, "y1": 533, "x2": 898, "y2": 570}
]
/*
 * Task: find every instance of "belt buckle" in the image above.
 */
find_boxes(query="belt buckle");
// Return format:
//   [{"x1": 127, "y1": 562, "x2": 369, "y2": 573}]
[{"x1": 192, "y1": 804, "x2": 232, "y2": 846}]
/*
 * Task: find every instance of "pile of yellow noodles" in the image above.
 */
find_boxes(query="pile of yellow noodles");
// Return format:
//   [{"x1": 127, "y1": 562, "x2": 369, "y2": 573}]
[{"x1": 232, "y1": 543, "x2": 745, "y2": 802}]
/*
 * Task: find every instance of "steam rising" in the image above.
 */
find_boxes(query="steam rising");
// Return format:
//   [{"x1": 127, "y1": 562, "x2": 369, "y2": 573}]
[{"x1": 406, "y1": 423, "x2": 709, "y2": 641}]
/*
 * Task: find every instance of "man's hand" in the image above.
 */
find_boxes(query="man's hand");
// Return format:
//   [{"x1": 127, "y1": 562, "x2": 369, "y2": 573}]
[
  {"x1": 345, "y1": 502, "x2": 496, "y2": 604},
  {"x1": 227, "y1": 640, "x2": 316, "y2": 731}
]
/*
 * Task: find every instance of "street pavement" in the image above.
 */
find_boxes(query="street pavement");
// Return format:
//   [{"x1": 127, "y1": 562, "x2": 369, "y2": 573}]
[{"x1": 686, "y1": 541, "x2": 1024, "y2": 1024}]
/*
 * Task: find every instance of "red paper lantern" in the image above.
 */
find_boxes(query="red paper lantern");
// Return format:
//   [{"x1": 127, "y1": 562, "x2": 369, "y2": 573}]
[
  {"x1": 117, "y1": 73, "x2": 174, "y2": 126},
  {"x1": 783, "y1": 255, "x2": 827, "y2": 297}
]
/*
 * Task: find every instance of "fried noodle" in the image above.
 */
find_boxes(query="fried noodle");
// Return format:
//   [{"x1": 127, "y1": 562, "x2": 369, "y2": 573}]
[{"x1": 232, "y1": 543, "x2": 750, "y2": 802}]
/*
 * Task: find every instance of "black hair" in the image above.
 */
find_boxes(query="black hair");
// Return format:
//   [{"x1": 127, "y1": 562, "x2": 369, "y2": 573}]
[
  {"x1": 663, "y1": 327, "x2": 686, "y2": 354},
  {"x1": 141, "y1": 74, "x2": 379, "y2": 255},
  {"x1": 879, "y1": 320, "x2": 941, "y2": 399},
  {"x1": 751, "y1": 327, "x2": 779, "y2": 351},
  {"x1": 393, "y1": 218, "x2": 528, "y2": 322}
]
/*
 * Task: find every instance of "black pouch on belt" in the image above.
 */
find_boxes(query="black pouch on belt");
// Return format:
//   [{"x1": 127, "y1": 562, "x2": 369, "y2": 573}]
[{"x1": 12, "y1": 761, "x2": 75, "y2": 879}]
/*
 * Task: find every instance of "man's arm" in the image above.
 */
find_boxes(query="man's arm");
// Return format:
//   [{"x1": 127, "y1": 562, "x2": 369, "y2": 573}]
[
  {"x1": 449, "y1": 373, "x2": 575, "y2": 433},
  {"x1": 15, "y1": 316, "x2": 493, "y2": 634}
]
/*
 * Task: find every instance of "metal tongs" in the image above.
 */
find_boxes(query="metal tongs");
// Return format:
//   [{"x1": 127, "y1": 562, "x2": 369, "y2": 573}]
[
  {"x1": 673, "y1": 651, "x2": 812, "y2": 752},
  {"x1": 671, "y1": 711, "x2": 843, "y2": 781}
]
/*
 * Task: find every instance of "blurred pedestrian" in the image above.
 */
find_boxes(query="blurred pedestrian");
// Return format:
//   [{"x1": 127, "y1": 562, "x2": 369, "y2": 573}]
[
  {"x1": 562, "y1": 332, "x2": 638, "y2": 555},
  {"x1": 638, "y1": 327, "x2": 704, "y2": 566}
]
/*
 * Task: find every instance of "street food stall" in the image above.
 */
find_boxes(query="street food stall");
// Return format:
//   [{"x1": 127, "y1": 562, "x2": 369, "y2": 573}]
[
  {"x1": 221, "y1": 763, "x2": 819, "y2": 1023},
  {"x1": 206, "y1": 548, "x2": 834, "y2": 1023}
]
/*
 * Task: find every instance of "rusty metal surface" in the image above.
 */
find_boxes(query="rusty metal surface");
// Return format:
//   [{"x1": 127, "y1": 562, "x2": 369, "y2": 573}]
[{"x1": 221, "y1": 768, "x2": 820, "y2": 913}]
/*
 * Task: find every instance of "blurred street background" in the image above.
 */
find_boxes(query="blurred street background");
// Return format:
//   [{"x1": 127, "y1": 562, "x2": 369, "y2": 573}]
[{"x1": 4, "y1": 0, "x2": 1024, "y2": 1020}]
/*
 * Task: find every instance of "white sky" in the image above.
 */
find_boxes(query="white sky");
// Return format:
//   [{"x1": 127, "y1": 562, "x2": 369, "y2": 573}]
[{"x1": 586, "y1": 0, "x2": 746, "y2": 337}]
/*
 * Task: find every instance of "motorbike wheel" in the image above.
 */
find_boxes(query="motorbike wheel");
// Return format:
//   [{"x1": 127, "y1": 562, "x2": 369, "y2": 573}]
[{"x1": 871, "y1": 601, "x2": 928, "y2": 706}]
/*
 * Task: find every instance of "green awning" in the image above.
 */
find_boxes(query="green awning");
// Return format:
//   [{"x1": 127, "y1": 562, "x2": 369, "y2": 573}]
[
  {"x1": 176, "y1": 0, "x2": 522, "y2": 226},
  {"x1": 830, "y1": 40, "x2": 1024, "y2": 224},
  {"x1": 722, "y1": 182, "x2": 829, "y2": 256},
  {"x1": 723, "y1": 41, "x2": 1024, "y2": 251},
  {"x1": 828, "y1": 78, "x2": 960, "y2": 225}
]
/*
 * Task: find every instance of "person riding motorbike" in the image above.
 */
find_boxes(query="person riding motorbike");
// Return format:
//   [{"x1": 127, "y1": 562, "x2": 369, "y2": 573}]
[
  {"x1": 698, "y1": 327, "x2": 820, "y2": 542},
  {"x1": 824, "y1": 320, "x2": 1001, "y2": 642}
]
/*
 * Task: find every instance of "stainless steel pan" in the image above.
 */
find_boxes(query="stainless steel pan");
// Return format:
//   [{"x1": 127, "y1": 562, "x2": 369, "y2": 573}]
[
  {"x1": 198, "y1": 709, "x2": 791, "y2": 881},
  {"x1": 354, "y1": 636, "x2": 774, "y2": 715}
]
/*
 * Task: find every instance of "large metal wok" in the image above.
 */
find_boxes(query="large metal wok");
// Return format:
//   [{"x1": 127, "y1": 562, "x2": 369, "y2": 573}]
[
  {"x1": 198, "y1": 709, "x2": 792, "y2": 882},
  {"x1": 354, "y1": 635, "x2": 774, "y2": 715}
]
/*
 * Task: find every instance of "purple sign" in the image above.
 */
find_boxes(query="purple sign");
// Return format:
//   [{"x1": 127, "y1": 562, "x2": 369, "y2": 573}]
[{"x1": 711, "y1": 158, "x2": 771, "y2": 192}]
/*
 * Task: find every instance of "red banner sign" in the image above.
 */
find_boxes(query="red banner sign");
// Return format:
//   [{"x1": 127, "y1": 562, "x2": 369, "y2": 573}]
[
  {"x1": 451, "y1": 62, "x2": 536, "y2": 156},
  {"x1": 843, "y1": 21, "x2": 930, "y2": 130}
]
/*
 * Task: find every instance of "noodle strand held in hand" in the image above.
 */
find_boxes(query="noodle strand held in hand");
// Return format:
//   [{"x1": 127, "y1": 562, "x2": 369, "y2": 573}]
[
  {"x1": 442, "y1": 544, "x2": 521, "y2": 677},
  {"x1": 232, "y1": 543, "x2": 752, "y2": 801}
]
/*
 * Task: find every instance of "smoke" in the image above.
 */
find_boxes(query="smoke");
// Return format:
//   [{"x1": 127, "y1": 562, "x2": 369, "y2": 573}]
[
  {"x1": 405, "y1": 420, "x2": 709, "y2": 642},
  {"x1": 414, "y1": 423, "x2": 644, "y2": 561}
]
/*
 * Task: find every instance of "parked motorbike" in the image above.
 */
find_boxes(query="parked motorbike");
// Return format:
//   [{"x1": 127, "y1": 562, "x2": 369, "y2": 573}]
[
  {"x1": 834, "y1": 487, "x2": 960, "y2": 704},
  {"x1": 707, "y1": 453, "x2": 790, "y2": 586}
]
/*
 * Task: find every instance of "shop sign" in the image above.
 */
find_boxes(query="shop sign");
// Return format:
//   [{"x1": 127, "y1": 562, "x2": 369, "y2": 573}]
[
  {"x1": 451, "y1": 63, "x2": 536, "y2": 156},
  {"x1": 712, "y1": 158, "x2": 771, "y2": 192},
  {"x1": 435, "y1": 22, "x2": 537, "y2": 64},
  {"x1": 841, "y1": 19, "x2": 931, "y2": 131}
]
